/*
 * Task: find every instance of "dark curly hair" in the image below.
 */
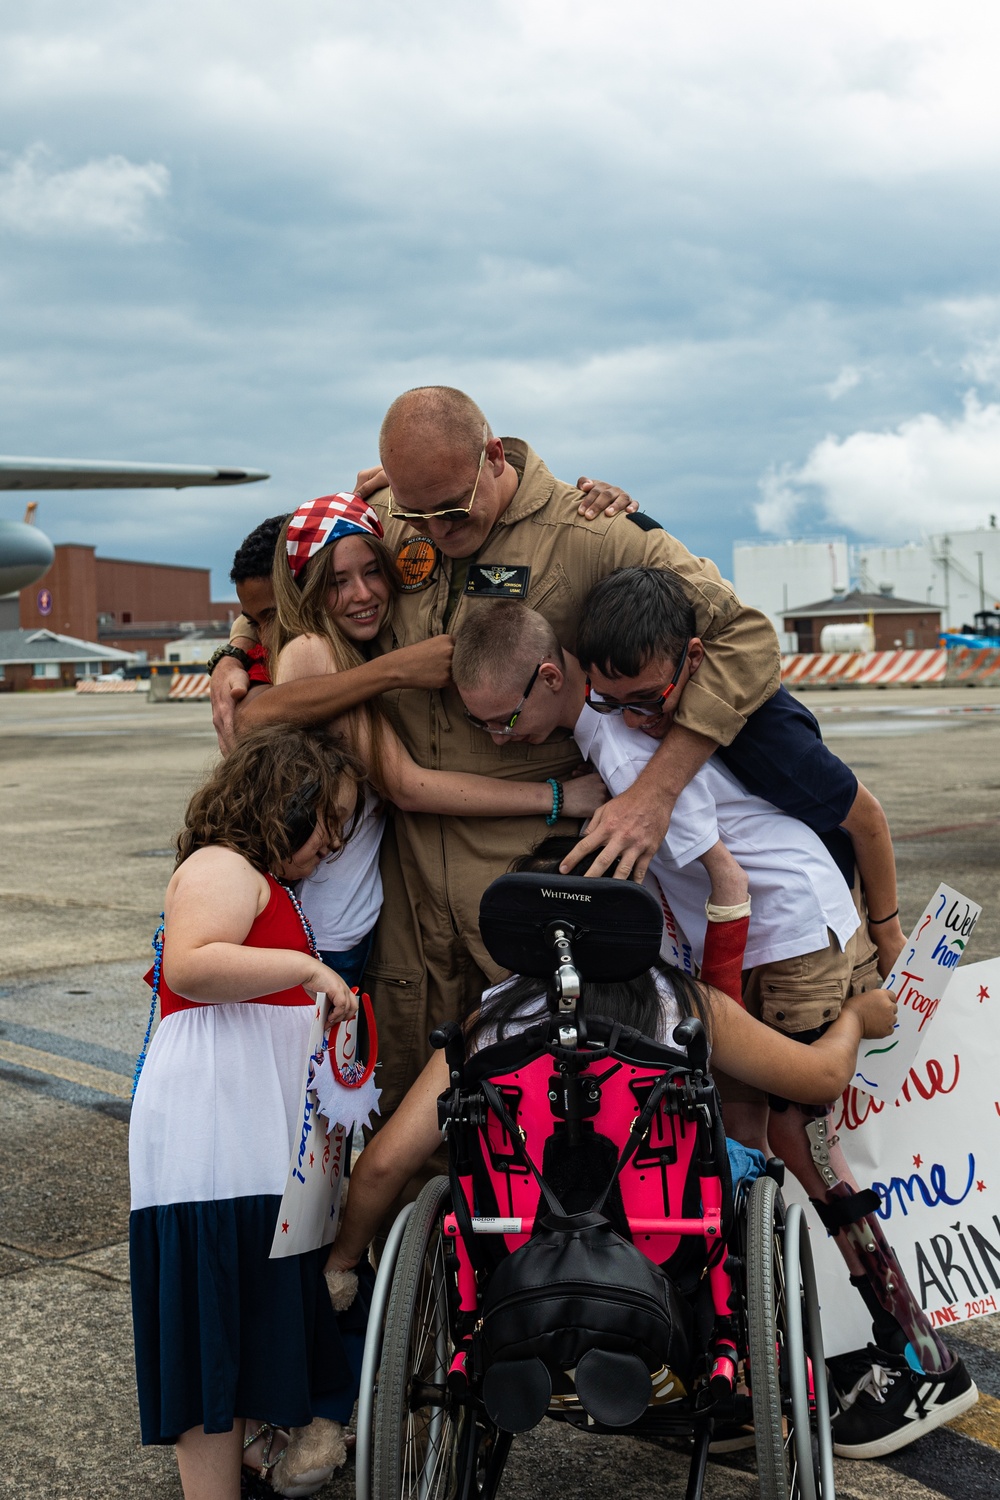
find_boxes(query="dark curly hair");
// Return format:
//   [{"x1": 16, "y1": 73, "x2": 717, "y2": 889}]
[
  {"x1": 230, "y1": 513, "x2": 292, "y2": 584},
  {"x1": 176, "y1": 724, "x2": 365, "y2": 874}
]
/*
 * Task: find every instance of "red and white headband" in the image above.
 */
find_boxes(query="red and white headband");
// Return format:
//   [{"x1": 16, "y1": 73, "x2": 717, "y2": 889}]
[{"x1": 285, "y1": 493, "x2": 384, "y2": 581}]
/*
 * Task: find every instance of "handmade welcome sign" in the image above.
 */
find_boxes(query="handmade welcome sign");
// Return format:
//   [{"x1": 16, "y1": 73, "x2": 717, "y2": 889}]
[
  {"x1": 852, "y1": 883, "x2": 981, "y2": 1099},
  {"x1": 270, "y1": 994, "x2": 379, "y2": 1259},
  {"x1": 787, "y1": 953, "x2": 999, "y2": 1355}
]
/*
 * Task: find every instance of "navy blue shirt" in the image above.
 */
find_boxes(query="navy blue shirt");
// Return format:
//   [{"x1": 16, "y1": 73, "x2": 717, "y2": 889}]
[
  {"x1": 716, "y1": 686, "x2": 857, "y2": 887},
  {"x1": 624, "y1": 513, "x2": 858, "y2": 885}
]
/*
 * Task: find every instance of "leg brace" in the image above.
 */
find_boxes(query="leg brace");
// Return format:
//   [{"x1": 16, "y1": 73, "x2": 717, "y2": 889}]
[{"x1": 805, "y1": 1115, "x2": 952, "y2": 1376}]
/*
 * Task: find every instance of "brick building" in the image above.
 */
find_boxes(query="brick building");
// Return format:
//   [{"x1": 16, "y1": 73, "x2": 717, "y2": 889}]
[
  {"x1": 18, "y1": 544, "x2": 238, "y2": 660},
  {"x1": 782, "y1": 588, "x2": 943, "y2": 653}
]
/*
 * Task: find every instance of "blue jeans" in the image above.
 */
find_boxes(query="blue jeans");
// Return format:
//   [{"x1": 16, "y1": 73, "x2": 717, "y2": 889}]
[
  {"x1": 727, "y1": 1139, "x2": 766, "y2": 1186},
  {"x1": 319, "y1": 930, "x2": 375, "y2": 992}
]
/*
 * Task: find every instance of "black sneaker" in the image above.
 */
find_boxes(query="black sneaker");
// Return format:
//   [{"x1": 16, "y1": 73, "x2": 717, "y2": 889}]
[{"x1": 830, "y1": 1345, "x2": 977, "y2": 1459}]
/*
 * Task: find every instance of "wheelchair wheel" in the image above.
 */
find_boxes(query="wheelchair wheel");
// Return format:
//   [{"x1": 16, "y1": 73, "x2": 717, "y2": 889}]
[
  {"x1": 745, "y1": 1175, "x2": 836, "y2": 1500},
  {"x1": 372, "y1": 1175, "x2": 506, "y2": 1500},
  {"x1": 355, "y1": 1202, "x2": 415, "y2": 1500}
]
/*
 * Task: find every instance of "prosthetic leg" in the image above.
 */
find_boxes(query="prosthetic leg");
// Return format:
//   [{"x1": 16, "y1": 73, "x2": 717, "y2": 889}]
[{"x1": 805, "y1": 1115, "x2": 953, "y2": 1376}]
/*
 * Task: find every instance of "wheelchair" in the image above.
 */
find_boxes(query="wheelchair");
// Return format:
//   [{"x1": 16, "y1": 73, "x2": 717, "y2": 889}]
[{"x1": 356, "y1": 873, "x2": 835, "y2": 1500}]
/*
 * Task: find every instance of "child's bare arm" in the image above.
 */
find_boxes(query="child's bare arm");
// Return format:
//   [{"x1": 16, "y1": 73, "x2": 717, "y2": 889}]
[
  {"x1": 698, "y1": 839, "x2": 749, "y2": 908},
  {"x1": 709, "y1": 985, "x2": 897, "y2": 1104},
  {"x1": 325, "y1": 1051, "x2": 448, "y2": 1271},
  {"x1": 162, "y1": 849, "x2": 356, "y2": 1016},
  {"x1": 841, "y1": 781, "x2": 906, "y2": 978}
]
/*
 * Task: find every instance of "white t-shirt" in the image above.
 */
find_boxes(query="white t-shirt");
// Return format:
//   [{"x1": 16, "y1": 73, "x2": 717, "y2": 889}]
[
  {"x1": 573, "y1": 705, "x2": 860, "y2": 970},
  {"x1": 298, "y1": 785, "x2": 386, "y2": 949},
  {"x1": 475, "y1": 968, "x2": 685, "y2": 1052}
]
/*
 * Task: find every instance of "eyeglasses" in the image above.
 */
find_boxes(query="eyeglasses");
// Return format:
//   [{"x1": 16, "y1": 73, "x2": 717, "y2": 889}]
[
  {"x1": 585, "y1": 641, "x2": 690, "y2": 718},
  {"x1": 387, "y1": 425, "x2": 489, "y2": 524},
  {"x1": 464, "y1": 663, "x2": 542, "y2": 736}
]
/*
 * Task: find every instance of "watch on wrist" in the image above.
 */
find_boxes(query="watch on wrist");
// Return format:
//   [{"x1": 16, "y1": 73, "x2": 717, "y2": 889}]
[{"x1": 207, "y1": 644, "x2": 252, "y2": 676}]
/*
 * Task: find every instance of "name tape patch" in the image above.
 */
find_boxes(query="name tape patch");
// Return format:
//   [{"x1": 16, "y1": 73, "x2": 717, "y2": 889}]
[{"x1": 464, "y1": 563, "x2": 531, "y2": 598}]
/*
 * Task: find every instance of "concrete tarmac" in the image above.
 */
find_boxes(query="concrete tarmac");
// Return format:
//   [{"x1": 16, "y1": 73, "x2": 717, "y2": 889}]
[{"x1": 1, "y1": 686, "x2": 998, "y2": 1499}]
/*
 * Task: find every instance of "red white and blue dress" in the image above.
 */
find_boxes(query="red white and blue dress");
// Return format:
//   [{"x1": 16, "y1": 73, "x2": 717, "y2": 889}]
[{"x1": 129, "y1": 872, "x2": 370, "y2": 1445}]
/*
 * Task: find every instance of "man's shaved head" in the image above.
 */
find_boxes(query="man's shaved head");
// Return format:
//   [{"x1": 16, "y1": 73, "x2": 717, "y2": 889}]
[
  {"x1": 376, "y1": 385, "x2": 516, "y2": 559},
  {"x1": 379, "y1": 386, "x2": 491, "y2": 468}
]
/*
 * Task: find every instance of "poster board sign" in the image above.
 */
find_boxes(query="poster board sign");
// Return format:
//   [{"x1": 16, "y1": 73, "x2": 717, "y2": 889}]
[
  {"x1": 270, "y1": 994, "x2": 347, "y2": 1259},
  {"x1": 853, "y1": 883, "x2": 981, "y2": 1098},
  {"x1": 786, "y1": 955, "x2": 1000, "y2": 1356}
]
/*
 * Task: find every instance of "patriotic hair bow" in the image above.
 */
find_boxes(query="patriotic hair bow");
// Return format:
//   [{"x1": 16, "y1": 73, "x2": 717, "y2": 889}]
[{"x1": 285, "y1": 493, "x2": 384, "y2": 581}]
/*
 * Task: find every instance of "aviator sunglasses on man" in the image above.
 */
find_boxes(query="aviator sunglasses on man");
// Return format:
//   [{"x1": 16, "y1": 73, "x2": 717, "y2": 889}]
[
  {"x1": 386, "y1": 425, "x2": 490, "y2": 524},
  {"x1": 584, "y1": 640, "x2": 690, "y2": 718},
  {"x1": 464, "y1": 663, "x2": 542, "y2": 736}
]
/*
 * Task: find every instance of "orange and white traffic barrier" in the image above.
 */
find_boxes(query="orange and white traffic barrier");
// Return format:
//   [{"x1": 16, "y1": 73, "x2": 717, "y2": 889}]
[
  {"x1": 945, "y1": 647, "x2": 1000, "y2": 687},
  {"x1": 167, "y1": 673, "x2": 212, "y2": 700},
  {"x1": 855, "y1": 648, "x2": 946, "y2": 685},
  {"x1": 780, "y1": 652, "x2": 864, "y2": 686},
  {"x1": 75, "y1": 677, "x2": 146, "y2": 693},
  {"x1": 781, "y1": 649, "x2": 946, "y2": 688}
]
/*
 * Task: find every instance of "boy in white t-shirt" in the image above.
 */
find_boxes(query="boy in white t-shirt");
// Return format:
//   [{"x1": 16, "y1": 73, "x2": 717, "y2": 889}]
[{"x1": 452, "y1": 581, "x2": 975, "y2": 1460}]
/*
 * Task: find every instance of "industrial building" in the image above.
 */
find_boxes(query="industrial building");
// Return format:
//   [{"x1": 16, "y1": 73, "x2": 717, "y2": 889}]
[
  {"x1": 734, "y1": 526, "x2": 1000, "y2": 649},
  {"x1": 12, "y1": 543, "x2": 239, "y2": 661}
]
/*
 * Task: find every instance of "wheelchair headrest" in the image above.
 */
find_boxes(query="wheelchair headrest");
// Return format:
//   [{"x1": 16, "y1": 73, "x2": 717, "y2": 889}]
[{"x1": 479, "y1": 872, "x2": 664, "y2": 983}]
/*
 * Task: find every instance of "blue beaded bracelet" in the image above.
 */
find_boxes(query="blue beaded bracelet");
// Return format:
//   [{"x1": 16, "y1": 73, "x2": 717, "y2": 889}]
[{"x1": 545, "y1": 778, "x2": 564, "y2": 826}]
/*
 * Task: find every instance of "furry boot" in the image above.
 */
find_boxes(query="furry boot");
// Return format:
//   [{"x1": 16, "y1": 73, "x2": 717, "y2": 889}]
[
  {"x1": 269, "y1": 1418, "x2": 348, "y2": 1498},
  {"x1": 324, "y1": 1265, "x2": 359, "y2": 1311}
]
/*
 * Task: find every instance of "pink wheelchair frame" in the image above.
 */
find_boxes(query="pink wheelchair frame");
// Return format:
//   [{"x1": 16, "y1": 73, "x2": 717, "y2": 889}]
[{"x1": 357, "y1": 873, "x2": 835, "y2": 1500}]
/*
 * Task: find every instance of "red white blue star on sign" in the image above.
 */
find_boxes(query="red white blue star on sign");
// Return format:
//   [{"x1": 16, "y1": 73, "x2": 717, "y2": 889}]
[{"x1": 978, "y1": 986, "x2": 990, "y2": 1003}]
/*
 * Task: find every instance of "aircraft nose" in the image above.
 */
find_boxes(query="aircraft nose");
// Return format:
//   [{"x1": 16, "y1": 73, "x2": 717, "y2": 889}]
[{"x1": 0, "y1": 519, "x2": 55, "y2": 593}]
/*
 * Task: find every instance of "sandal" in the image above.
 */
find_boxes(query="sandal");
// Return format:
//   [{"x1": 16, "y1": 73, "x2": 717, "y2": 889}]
[{"x1": 242, "y1": 1421, "x2": 289, "y2": 1483}]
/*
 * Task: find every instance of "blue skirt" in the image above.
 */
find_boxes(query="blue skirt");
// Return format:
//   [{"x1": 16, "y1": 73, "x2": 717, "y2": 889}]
[{"x1": 130, "y1": 1193, "x2": 372, "y2": 1445}]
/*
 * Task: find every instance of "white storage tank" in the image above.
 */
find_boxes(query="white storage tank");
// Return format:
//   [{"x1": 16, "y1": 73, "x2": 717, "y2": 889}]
[{"x1": 819, "y1": 622, "x2": 875, "y2": 654}]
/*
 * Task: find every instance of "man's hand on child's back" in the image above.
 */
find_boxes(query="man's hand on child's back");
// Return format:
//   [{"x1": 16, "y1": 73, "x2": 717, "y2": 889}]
[{"x1": 845, "y1": 988, "x2": 898, "y2": 1039}]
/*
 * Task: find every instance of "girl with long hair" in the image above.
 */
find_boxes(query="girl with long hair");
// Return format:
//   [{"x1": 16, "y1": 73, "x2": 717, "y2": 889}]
[
  {"x1": 266, "y1": 494, "x2": 607, "y2": 985},
  {"x1": 129, "y1": 725, "x2": 370, "y2": 1500}
]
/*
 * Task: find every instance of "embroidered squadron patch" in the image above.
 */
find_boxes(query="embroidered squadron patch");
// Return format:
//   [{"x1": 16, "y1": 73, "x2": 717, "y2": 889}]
[
  {"x1": 464, "y1": 564, "x2": 531, "y2": 598},
  {"x1": 394, "y1": 535, "x2": 439, "y2": 592}
]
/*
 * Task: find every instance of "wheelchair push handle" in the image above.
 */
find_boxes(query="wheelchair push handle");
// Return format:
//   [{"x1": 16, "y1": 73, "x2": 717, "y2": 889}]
[
  {"x1": 430, "y1": 1021, "x2": 466, "y2": 1084},
  {"x1": 673, "y1": 1016, "x2": 709, "y2": 1075}
]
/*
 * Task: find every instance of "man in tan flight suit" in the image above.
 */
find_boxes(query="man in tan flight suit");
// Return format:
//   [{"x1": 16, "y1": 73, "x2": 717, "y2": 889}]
[
  {"x1": 359, "y1": 386, "x2": 780, "y2": 1116},
  {"x1": 214, "y1": 385, "x2": 780, "y2": 1117}
]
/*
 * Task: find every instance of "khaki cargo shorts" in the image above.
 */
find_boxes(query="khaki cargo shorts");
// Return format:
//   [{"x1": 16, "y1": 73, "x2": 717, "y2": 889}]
[{"x1": 712, "y1": 918, "x2": 881, "y2": 1106}]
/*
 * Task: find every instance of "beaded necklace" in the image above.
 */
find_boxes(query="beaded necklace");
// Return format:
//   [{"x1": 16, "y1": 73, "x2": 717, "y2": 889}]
[{"x1": 130, "y1": 876, "x2": 321, "y2": 1101}]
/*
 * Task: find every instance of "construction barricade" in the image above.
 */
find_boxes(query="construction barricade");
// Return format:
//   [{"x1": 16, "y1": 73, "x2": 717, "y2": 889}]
[
  {"x1": 944, "y1": 646, "x2": 1000, "y2": 687},
  {"x1": 781, "y1": 648, "x2": 947, "y2": 688}
]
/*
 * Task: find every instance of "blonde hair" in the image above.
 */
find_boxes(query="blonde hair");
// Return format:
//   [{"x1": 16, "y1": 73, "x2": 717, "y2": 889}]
[{"x1": 270, "y1": 523, "x2": 401, "y2": 797}]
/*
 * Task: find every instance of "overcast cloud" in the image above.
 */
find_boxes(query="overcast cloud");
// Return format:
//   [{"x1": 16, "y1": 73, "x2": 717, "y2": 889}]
[{"x1": 2, "y1": 0, "x2": 1000, "y2": 594}]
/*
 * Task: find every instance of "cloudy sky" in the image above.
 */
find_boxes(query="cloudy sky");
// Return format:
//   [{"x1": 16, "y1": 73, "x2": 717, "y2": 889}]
[{"x1": 2, "y1": 0, "x2": 1000, "y2": 597}]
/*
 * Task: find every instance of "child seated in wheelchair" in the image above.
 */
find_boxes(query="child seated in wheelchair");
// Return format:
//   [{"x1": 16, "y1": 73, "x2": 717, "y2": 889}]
[{"x1": 325, "y1": 840, "x2": 893, "y2": 1446}]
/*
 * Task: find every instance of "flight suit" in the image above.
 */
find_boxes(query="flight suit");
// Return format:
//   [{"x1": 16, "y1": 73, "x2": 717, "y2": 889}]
[{"x1": 365, "y1": 439, "x2": 780, "y2": 1115}]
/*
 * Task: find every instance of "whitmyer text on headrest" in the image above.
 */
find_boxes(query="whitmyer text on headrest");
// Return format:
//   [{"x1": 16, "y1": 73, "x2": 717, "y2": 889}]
[{"x1": 541, "y1": 888, "x2": 591, "y2": 901}]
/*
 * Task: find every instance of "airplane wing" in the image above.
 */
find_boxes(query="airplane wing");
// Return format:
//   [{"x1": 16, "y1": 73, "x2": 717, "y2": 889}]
[{"x1": 0, "y1": 457, "x2": 269, "y2": 490}]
